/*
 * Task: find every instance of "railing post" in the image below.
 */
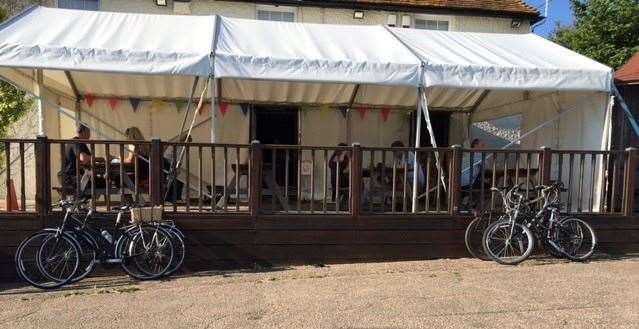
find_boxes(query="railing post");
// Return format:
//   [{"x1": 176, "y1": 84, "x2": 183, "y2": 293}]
[
  {"x1": 351, "y1": 143, "x2": 362, "y2": 218},
  {"x1": 623, "y1": 147, "x2": 637, "y2": 216},
  {"x1": 249, "y1": 140, "x2": 262, "y2": 217},
  {"x1": 539, "y1": 146, "x2": 552, "y2": 186},
  {"x1": 448, "y1": 145, "x2": 462, "y2": 214},
  {"x1": 149, "y1": 138, "x2": 163, "y2": 206},
  {"x1": 34, "y1": 135, "x2": 51, "y2": 214}
]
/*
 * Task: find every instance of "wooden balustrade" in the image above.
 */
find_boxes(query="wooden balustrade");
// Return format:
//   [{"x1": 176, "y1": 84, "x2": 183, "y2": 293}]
[{"x1": 1, "y1": 137, "x2": 638, "y2": 217}]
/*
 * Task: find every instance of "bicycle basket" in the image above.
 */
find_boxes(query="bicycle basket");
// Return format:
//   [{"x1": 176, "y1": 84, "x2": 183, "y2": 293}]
[{"x1": 130, "y1": 206, "x2": 163, "y2": 223}]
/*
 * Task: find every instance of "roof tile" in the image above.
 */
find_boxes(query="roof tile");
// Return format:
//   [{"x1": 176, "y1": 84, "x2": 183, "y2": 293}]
[{"x1": 616, "y1": 52, "x2": 639, "y2": 84}]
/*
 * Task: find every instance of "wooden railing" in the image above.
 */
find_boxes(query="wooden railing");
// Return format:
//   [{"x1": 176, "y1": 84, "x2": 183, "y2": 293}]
[{"x1": 1, "y1": 137, "x2": 637, "y2": 218}]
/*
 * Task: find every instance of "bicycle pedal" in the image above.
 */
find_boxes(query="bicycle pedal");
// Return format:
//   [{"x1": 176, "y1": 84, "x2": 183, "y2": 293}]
[{"x1": 103, "y1": 259, "x2": 122, "y2": 264}]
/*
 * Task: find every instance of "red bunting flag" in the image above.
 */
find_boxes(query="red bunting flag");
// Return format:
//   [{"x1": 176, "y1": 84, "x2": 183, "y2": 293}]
[
  {"x1": 381, "y1": 108, "x2": 391, "y2": 122},
  {"x1": 357, "y1": 106, "x2": 368, "y2": 120},
  {"x1": 219, "y1": 102, "x2": 229, "y2": 117},
  {"x1": 108, "y1": 98, "x2": 119, "y2": 111},
  {"x1": 84, "y1": 94, "x2": 95, "y2": 108}
]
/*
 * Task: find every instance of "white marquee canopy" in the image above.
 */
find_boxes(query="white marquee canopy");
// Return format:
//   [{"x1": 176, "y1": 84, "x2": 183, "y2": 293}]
[{"x1": 0, "y1": 6, "x2": 612, "y2": 103}]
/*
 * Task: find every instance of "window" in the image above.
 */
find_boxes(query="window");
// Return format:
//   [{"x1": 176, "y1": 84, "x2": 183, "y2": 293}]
[
  {"x1": 415, "y1": 19, "x2": 449, "y2": 31},
  {"x1": 58, "y1": 0, "x2": 99, "y2": 10},
  {"x1": 257, "y1": 9, "x2": 295, "y2": 22}
]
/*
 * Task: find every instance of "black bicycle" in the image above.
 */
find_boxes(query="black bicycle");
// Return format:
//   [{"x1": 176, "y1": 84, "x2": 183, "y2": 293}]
[
  {"x1": 482, "y1": 182, "x2": 597, "y2": 265},
  {"x1": 15, "y1": 199, "x2": 177, "y2": 289}
]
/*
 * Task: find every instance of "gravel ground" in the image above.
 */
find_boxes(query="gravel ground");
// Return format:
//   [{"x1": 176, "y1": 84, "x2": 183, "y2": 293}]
[{"x1": 1, "y1": 256, "x2": 638, "y2": 329}]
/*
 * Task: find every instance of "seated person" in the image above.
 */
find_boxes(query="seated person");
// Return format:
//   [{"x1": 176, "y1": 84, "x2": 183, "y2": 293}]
[
  {"x1": 122, "y1": 127, "x2": 150, "y2": 183},
  {"x1": 57, "y1": 124, "x2": 106, "y2": 194},
  {"x1": 329, "y1": 143, "x2": 350, "y2": 202},
  {"x1": 121, "y1": 127, "x2": 185, "y2": 202},
  {"x1": 460, "y1": 138, "x2": 487, "y2": 190},
  {"x1": 391, "y1": 141, "x2": 424, "y2": 191}
]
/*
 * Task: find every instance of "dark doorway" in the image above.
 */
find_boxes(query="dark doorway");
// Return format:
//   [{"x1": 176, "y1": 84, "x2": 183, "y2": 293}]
[
  {"x1": 411, "y1": 112, "x2": 450, "y2": 147},
  {"x1": 253, "y1": 107, "x2": 299, "y2": 190}
]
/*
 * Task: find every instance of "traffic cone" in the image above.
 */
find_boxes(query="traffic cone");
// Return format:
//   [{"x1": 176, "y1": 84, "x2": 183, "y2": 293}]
[{"x1": 5, "y1": 179, "x2": 19, "y2": 212}]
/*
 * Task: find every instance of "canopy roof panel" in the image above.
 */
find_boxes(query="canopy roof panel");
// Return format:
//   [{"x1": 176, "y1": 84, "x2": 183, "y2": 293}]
[
  {"x1": 389, "y1": 28, "x2": 613, "y2": 92},
  {"x1": 0, "y1": 6, "x2": 613, "y2": 102},
  {"x1": 0, "y1": 6, "x2": 215, "y2": 76},
  {"x1": 214, "y1": 17, "x2": 422, "y2": 86}
]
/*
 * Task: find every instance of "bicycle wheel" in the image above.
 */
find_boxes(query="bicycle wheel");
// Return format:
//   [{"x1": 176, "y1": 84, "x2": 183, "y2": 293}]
[
  {"x1": 68, "y1": 231, "x2": 98, "y2": 283},
  {"x1": 483, "y1": 219, "x2": 535, "y2": 265},
  {"x1": 464, "y1": 212, "x2": 498, "y2": 260},
  {"x1": 118, "y1": 225, "x2": 174, "y2": 280},
  {"x1": 553, "y1": 217, "x2": 597, "y2": 261},
  {"x1": 163, "y1": 225, "x2": 186, "y2": 277},
  {"x1": 15, "y1": 231, "x2": 80, "y2": 289}
]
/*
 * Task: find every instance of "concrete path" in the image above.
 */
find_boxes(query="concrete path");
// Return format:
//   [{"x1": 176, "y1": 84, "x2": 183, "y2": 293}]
[{"x1": 1, "y1": 257, "x2": 638, "y2": 328}]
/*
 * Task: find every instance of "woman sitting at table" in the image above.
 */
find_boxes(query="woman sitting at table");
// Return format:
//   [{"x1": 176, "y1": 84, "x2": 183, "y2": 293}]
[
  {"x1": 391, "y1": 141, "x2": 424, "y2": 191},
  {"x1": 122, "y1": 127, "x2": 150, "y2": 184},
  {"x1": 329, "y1": 143, "x2": 350, "y2": 203}
]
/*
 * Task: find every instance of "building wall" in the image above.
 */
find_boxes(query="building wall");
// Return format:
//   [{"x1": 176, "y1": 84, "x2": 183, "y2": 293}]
[{"x1": 97, "y1": 0, "x2": 531, "y2": 33}]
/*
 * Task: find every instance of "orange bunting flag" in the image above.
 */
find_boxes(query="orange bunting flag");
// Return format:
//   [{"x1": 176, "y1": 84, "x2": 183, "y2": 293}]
[
  {"x1": 108, "y1": 98, "x2": 119, "y2": 111},
  {"x1": 357, "y1": 106, "x2": 368, "y2": 120},
  {"x1": 84, "y1": 94, "x2": 95, "y2": 108},
  {"x1": 219, "y1": 102, "x2": 229, "y2": 117},
  {"x1": 381, "y1": 108, "x2": 391, "y2": 122},
  {"x1": 197, "y1": 103, "x2": 209, "y2": 116}
]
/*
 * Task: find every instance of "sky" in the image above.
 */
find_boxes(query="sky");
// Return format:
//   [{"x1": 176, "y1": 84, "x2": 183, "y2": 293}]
[{"x1": 523, "y1": 0, "x2": 574, "y2": 38}]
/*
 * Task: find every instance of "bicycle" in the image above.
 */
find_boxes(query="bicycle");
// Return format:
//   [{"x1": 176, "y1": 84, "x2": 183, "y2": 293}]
[
  {"x1": 465, "y1": 183, "x2": 531, "y2": 260},
  {"x1": 15, "y1": 199, "x2": 177, "y2": 289},
  {"x1": 482, "y1": 182, "x2": 597, "y2": 265}
]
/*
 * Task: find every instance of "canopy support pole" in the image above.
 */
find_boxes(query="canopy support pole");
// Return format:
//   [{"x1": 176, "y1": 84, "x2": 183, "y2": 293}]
[
  {"x1": 176, "y1": 77, "x2": 200, "y2": 143},
  {"x1": 613, "y1": 84, "x2": 639, "y2": 138},
  {"x1": 411, "y1": 86, "x2": 424, "y2": 213},
  {"x1": 35, "y1": 69, "x2": 45, "y2": 135},
  {"x1": 420, "y1": 88, "x2": 447, "y2": 195},
  {"x1": 346, "y1": 84, "x2": 360, "y2": 144}
]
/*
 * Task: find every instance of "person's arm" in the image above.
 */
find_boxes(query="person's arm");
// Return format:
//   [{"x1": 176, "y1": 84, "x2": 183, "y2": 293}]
[
  {"x1": 76, "y1": 144, "x2": 92, "y2": 165},
  {"x1": 122, "y1": 145, "x2": 137, "y2": 164}
]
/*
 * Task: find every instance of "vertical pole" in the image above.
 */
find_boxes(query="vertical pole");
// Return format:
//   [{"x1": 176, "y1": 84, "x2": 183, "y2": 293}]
[
  {"x1": 539, "y1": 146, "x2": 552, "y2": 186},
  {"x1": 449, "y1": 144, "x2": 462, "y2": 214},
  {"x1": 623, "y1": 147, "x2": 637, "y2": 216},
  {"x1": 34, "y1": 136, "x2": 50, "y2": 215},
  {"x1": 351, "y1": 143, "x2": 362, "y2": 218},
  {"x1": 150, "y1": 138, "x2": 163, "y2": 206},
  {"x1": 412, "y1": 87, "x2": 423, "y2": 213},
  {"x1": 210, "y1": 76, "x2": 217, "y2": 143},
  {"x1": 249, "y1": 140, "x2": 262, "y2": 217},
  {"x1": 35, "y1": 69, "x2": 46, "y2": 135}
]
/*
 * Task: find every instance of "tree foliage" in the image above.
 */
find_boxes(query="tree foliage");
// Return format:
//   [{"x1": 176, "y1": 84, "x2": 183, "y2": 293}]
[
  {"x1": 551, "y1": 0, "x2": 639, "y2": 70},
  {"x1": 0, "y1": 8, "x2": 32, "y2": 138}
]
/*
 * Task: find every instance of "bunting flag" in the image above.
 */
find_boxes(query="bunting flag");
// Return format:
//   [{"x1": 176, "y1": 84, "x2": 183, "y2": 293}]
[
  {"x1": 381, "y1": 108, "x2": 391, "y2": 122},
  {"x1": 107, "y1": 97, "x2": 119, "y2": 111},
  {"x1": 197, "y1": 103, "x2": 209, "y2": 115},
  {"x1": 129, "y1": 98, "x2": 141, "y2": 112},
  {"x1": 151, "y1": 99, "x2": 164, "y2": 111},
  {"x1": 84, "y1": 94, "x2": 95, "y2": 108},
  {"x1": 319, "y1": 104, "x2": 330, "y2": 117},
  {"x1": 240, "y1": 103, "x2": 249, "y2": 116},
  {"x1": 339, "y1": 107, "x2": 348, "y2": 118},
  {"x1": 219, "y1": 102, "x2": 229, "y2": 117},
  {"x1": 357, "y1": 106, "x2": 368, "y2": 120},
  {"x1": 174, "y1": 99, "x2": 187, "y2": 113}
]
